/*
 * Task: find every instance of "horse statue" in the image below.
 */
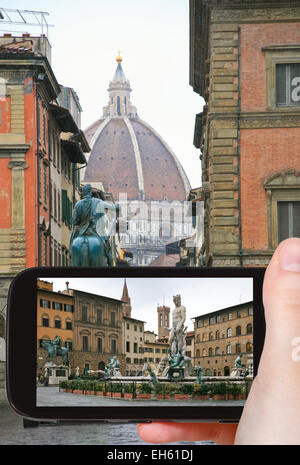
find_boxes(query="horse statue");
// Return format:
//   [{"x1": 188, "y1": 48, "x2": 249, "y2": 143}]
[
  {"x1": 41, "y1": 337, "x2": 69, "y2": 366},
  {"x1": 69, "y1": 184, "x2": 119, "y2": 267}
]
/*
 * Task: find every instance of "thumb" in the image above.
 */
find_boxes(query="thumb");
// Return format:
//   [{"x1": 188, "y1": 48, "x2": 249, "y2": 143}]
[{"x1": 235, "y1": 238, "x2": 300, "y2": 444}]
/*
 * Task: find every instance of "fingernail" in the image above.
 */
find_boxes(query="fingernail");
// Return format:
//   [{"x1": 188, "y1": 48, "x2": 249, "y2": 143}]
[{"x1": 280, "y1": 239, "x2": 300, "y2": 272}]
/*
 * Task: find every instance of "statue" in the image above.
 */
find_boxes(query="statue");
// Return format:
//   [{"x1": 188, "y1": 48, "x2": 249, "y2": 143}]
[
  {"x1": 69, "y1": 184, "x2": 119, "y2": 266},
  {"x1": 155, "y1": 356, "x2": 168, "y2": 376},
  {"x1": 143, "y1": 363, "x2": 159, "y2": 386},
  {"x1": 196, "y1": 366, "x2": 203, "y2": 383},
  {"x1": 104, "y1": 356, "x2": 121, "y2": 379},
  {"x1": 41, "y1": 336, "x2": 69, "y2": 366},
  {"x1": 167, "y1": 349, "x2": 185, "y2": 382},
  {"x1": 230, "y1": 354, "x2": 246, "y2": 377},
  {"x1": 169, "y1": 295, "x2": 187, "y2": 356}
]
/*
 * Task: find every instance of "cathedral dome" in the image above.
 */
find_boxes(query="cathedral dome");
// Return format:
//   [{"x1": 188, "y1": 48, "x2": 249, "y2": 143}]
[{"x1": 83, "y1": 57, "x2": 191, "y2": 202}]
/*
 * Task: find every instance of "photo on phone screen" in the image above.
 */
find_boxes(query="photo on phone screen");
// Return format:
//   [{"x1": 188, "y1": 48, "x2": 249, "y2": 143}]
[{"x1": 36, "y1": 276, "x2": 253, "y2": 407}]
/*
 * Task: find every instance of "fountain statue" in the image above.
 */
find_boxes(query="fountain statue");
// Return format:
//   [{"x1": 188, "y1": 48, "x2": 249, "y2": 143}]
[
  {"x1": 165, "y1": 295, "x2": 193, "y2": 380},
  {"x1": 104, "y1": 356, "x2": 121, "y2": 379}
]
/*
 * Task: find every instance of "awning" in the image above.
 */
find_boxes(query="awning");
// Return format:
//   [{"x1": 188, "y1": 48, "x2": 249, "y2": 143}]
[
  {"x1": 49, "y1": 103, "x2": 78, "y2": 133},
  {"x1": 61, "y1": 139, "x2": 86, "y2": 164}
]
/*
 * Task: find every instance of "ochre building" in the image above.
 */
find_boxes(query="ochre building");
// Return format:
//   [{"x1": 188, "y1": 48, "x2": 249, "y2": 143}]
[{"x1": 193, "y1": 301, "x2": 253, "y2": 376}]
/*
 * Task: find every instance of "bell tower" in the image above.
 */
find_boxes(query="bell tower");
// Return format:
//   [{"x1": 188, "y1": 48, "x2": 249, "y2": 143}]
[
  {"x1": 121, "y1": 279, "x2": 131, "y2": 317},
  {"x1": 157, "y1": 305, "x2": 170, "y2": 340}
]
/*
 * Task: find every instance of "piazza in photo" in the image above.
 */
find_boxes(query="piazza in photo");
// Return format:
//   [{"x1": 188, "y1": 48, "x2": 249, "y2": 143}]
[{"x1": 36, "y1": 276, "x2": 253, "y2": 406}]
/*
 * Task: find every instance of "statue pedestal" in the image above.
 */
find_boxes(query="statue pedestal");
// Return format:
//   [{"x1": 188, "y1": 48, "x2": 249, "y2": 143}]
[
  {"x1": 230, "y1": 368, "x2": 244, "y2": 378},
  {"x1": 44, "y1": 363, "x2": 69, "y2": 385}
]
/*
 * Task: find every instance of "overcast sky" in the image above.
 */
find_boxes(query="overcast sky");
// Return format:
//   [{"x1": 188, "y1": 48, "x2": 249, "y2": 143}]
[
  {"x1": 0, "y1": 0, "x2": 204, "y2": 188},
  {"x1": 45, "y1": 277, "x2": 253, "y2": 333}
]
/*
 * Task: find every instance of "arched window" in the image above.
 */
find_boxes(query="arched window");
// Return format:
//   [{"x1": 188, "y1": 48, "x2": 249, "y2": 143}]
[
  {"x1": 246, "y1": 342, "x2": 253, "y2": 352},
  {"x1": 117, "y1": 96, "x2": 121, "y2": 115},
  {"x1": 236, "y1": 325, "x2": 241, "y2": 336},
  {"x1": 227, "y1": 327, "x2": 232, "y2": 337},
  {"x1": 216, "y1": 330, "x2": 220, "y2": 339},
  {"x1": 202, "y1": 348, "x2": 207, "y2": 357},
  {"x1": 215, "y1": 347, "x2": 220, "y2": 355},
  {"x1": 209, "y1": 332, "x2": 213, "y2": 340},
  {"x1": 208, "y1": 347, "x2": 213, "y2": 356},
  {"x1": 247, "y1": 323, "x2": 253, "y2": 334},
  {"x1": 196, "y1": 349, "x2": 200, "y2": 357},
  {"x1": 202, "y1": 332, "x2": 207, "y2": 342},
  {"x1": 196, "y1": 334, "x2": 200, "y2": 343},
  {"x1": 236, "y1": 343, "x2": 241, "y2": 353},
  {"x1": 226, "y1": 344, "x2": 231, "y2": 354}
]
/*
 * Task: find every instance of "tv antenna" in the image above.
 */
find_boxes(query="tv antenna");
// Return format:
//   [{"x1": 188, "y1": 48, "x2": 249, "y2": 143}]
[{"x1": 0, "y1": 8, "x2": 54, "y2": 38}]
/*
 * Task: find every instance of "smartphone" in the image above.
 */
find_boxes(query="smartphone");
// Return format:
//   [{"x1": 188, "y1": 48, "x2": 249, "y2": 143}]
[{"x1": 6, "y1": 266, "x2": 265, "y2": 423}]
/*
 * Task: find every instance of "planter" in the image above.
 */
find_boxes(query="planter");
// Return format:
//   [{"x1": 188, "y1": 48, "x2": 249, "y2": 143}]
[
  {"x1": 235, "y1": 394, "x2": 246, "y2": 400},
  {"x1": 96, "y1": 391, "x2": 104, "y2": 397},
  {"x1": 73, "y1": 390, "x2": 84, "y2": 395},
  {"x1": 137, "y1": 394, "x2": 151, "y2": 399},
  {"x1": 193, "y1": 395, "x2": 210, "y2": 400},
  {"x1": 124, "y1": 393, "x2": 133, "y2": 399},
  {"x1": 112, "y1": 392, "x2": 122, "y2": 398},
  {"x1": 212, "y1": 394, "x2": 225, "y2": 400},
  {"x1": 225, "y1": 394, "x2": 234, "y2": 400},
  {"x1": 155, "y1": 394, "x2": 171, "y2": 400},
  {"x1": 174, "y1": 394, "x2": 189, "y2": 400}
]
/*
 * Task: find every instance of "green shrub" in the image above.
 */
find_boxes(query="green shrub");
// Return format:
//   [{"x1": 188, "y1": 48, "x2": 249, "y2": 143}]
[
  {"x1": 165, "y1": 383, "x2": 179, "y2": 394},
  {"x1": 193, "y1": 383, "x2": 209, "y2": 396},
  {"x1": 179, "y1": 383, "x2": 193, "y2": 395},
  {"x1": 137, "y1": 383, "x2": 153, "y2": 394},
  {"x1": 123, "y1": 383, "x2": 134, "y2": 393}
]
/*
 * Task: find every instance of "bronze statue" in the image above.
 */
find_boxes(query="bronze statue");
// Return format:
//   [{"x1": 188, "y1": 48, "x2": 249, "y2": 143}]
[
  {"x1": 104, "y1": 356, "x2": 120, "y2": 379},
  {"x1": 69, "y1": 184, "x2": 119, "y2": 266},
  {"x1": 169, "y1": 295, "x2": 187, "y2": 356},
  {"x1": 41, "y1": 336, "x2": 69, "y2": 366}
]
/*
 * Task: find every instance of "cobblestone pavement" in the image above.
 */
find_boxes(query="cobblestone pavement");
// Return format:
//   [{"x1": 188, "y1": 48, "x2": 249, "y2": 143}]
[
  {"x1": 0, "y1": 403, "x2": 216, "y2": 445},
  {"x1": 37, "y1": 386, "x2": 245, "y2": 407}
]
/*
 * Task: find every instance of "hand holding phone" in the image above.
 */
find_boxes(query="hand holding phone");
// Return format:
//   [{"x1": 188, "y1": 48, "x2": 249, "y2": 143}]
[{"x1": 138, "y1": 238, "x2": 300, "y2": 445}]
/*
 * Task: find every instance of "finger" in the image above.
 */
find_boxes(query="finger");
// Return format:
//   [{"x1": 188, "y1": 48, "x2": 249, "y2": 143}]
[
  {"x1": 137, "y1": 422, "x2": 237, "y2": 444},
  {"x1": 259, "y1": 237, "x2": 300, "y2": 383},
  {"x1": 235, "y1": 238, "x2": 300, "y2": 444}
]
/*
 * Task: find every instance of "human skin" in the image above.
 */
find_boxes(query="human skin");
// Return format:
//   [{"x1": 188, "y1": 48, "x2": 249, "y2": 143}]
[{"x1": 138, "y1": 238, "x2": 300, "y2": 445}]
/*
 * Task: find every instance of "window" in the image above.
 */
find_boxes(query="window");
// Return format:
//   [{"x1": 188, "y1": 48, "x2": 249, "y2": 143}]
[
  {"x1": 215, "y1": 347, "x2": 220, "y2": 355},
  {"x1": 52, "y1": 302, "x2": 62, "y2": 310},
  {"x1": 40, "y1": 299, "x2": 50, "y2": 308},
  {"x1": 276, "y1": 63, "x2": 300, "y2": 106},
  {"x1": 97, "y1": 309, "x2": 103, "y2": 325},
  {"x1": 64, "y1": 304, "x2": 73, "y2": 312},
  {"x1": 216, "y1": 315, "x2": 221, "y2": 323},
  {"x1": 278, "y1": 201, "x2": 300, "y2": 243},
  {"x1": 248, "y1": 307, "x2": 253, "y2": 316},
  {"x1": 134, "y1": 343, "x2": 138, "y2": 353},
  {"x1": 236, "y1": 343, "x2": 241, "y2": 353},
  {"x1": 247, "y1": 323, "x2": 253, "y2": 334},
  {"x1": 82, "y1": 306, "x2": 87, "y2": 322},
  {"x1": 66, "y1": 321, "x2": 72, "y2": 330},
  {"x1": 126, "y1": 341, "x2": 130, "y2": 352},
  {"x1": 209, "y1": 317, "x2": 215, "y2": 325},
  {"x1": 227, "y1": 328, "x2": 232, "y2": 337},
  {"x1": 226, "y1": 345, "x2": 231, "y2": 354},
  {"x1": 42, "y1": 316, "x2": 49, "y2": 327},
  {"x1": 111, "y1": 339, "x2": 117, "y2": 354},
  {"x1": 82, "y1": 336, "x2": 89, "y2": 352},
  {"x1": 236, "y1": 326, "x2": 241, "y2": 336},
  {"x1": 97, "y1": 338, "x2": 103, "y2": 353},
  {"x1": 197, "y1": 320, "x2": 202, "y2": 328},
  {"x1": 54, "y1": 319, "x2": 61, "y2": 329},
  {"x1": 110, "y1": 311, "x2": 115, "y2": 326},
  {"x1": 228, "y1": 313, "x2": 232, "y2": 320}
]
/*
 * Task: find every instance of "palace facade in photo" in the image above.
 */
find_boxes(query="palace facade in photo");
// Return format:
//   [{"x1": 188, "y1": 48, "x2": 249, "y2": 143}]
[{"x1": 193, "y1": 301, "x2": 253, "y2": 376}]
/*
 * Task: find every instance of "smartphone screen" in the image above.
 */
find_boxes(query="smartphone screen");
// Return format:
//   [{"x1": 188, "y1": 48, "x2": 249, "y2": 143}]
[{"x1": 36, "y1": 276, "x2": 254, "y2": 408}]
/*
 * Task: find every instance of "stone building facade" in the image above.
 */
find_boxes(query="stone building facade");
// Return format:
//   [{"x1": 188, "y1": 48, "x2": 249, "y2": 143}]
[
  {"x1": 193, "y1": 301, "x2": 253, "y2": 376},
  {"x1": 71, "y1": 289, "x2": 125, "y2": 375},
  {"x1": 123, "y1": 316, "x2": 145, "y2": 376},
  {"x1": 190, "y1": 0, "x2": 300, "y2": 266}
]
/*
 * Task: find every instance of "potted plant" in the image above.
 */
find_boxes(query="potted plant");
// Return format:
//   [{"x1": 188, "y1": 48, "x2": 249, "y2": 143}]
[
  {"x1": 174, "y1": 383, "x2": 193, "y2": 400},
  {"x1": 193, "y1": 383, "x2": 210, "y2": 400},
  {"x1": 137, "y1": 383, "x2": 152, "y2": 399}
]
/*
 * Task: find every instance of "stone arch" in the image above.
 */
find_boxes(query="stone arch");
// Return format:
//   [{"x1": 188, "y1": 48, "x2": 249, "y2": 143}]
[{"x1": 224, "y1": 366, "x2": 230, "y2": 376}]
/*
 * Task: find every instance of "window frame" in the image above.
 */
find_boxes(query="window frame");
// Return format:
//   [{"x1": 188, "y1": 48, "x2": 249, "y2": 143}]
[{"x1": 263, "y1": 45, "x2": 300, "y2": 110}]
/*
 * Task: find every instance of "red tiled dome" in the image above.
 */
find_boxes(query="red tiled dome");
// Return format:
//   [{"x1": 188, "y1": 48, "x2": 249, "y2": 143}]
[
  {"x1": 84, "y1": 116, "x2": 191, "y2": 201},
  {"x1": 83, "y1": 58, "x2": 190, "y2": 202}
]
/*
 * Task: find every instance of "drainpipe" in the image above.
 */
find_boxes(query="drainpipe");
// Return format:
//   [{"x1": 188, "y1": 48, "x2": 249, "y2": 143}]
[
  {"x1": 237, "y1": 27, "x2": 243, "y2": 266},
  {"x1": 36, "y1": 84, "x2": 41, "y2": 266}
]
